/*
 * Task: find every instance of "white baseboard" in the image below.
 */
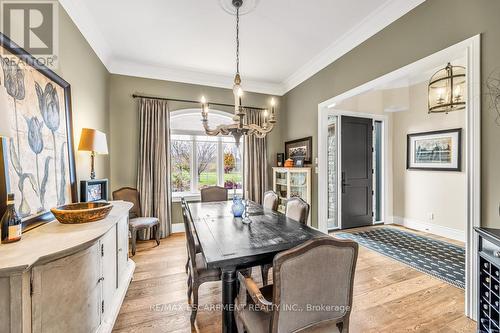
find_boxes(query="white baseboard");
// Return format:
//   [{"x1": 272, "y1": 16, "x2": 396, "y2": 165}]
[
  {"x1": 171, "y1": 223, "x2": 185, "y2": 233},
  {"x1": 389, "y1": 216, "x2": 465, "y2": 242}
]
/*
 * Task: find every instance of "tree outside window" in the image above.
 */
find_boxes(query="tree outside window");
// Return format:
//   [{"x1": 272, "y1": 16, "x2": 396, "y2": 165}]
[{"x1": 169, "y1": 111, "x2": 243, "y2": 195}]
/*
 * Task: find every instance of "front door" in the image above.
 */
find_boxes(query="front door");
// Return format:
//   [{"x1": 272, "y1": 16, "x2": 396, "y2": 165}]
[{"x1": 341, "y1": 116, "x2": 373, "y2": 229}]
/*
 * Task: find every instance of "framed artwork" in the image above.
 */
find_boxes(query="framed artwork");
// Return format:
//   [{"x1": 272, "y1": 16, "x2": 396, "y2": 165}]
[
  {"x1": 0, "y1": 33, "x2": 77, "y2": 231},
  {"x1": 277, "y1": 153, "x2": 284, "y2": 167},
  {"x1": 407, "y1": 128, "x2": 462, "y2": 171},
  {"x1": 285, "y1": 136, "x2": 313, "y2": 164},
  {"x1": 80, "y1": 179, "x2": 108, "y2": 202}
]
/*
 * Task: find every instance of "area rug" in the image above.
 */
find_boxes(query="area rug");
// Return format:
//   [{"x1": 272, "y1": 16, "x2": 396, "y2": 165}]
[{"x1": 335, "y1": 227, "x2": 465, "y2": 289}]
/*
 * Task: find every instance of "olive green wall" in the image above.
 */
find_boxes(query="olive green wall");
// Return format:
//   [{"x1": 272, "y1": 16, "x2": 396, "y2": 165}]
[
  {"x1": 56, "y1": 8, "x2": 110, "y2": 184},
  {"x1": 283, "y1": 0, "x2": 500, "y2": 228},
  {"x1": 108, "y1": 74, "x2": 283, "y2": 224}
]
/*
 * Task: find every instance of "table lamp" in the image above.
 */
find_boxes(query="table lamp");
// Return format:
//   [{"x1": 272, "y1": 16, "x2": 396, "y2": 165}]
[{"x1": 78, "y1": 128, "x2": 108, "y2": 179}]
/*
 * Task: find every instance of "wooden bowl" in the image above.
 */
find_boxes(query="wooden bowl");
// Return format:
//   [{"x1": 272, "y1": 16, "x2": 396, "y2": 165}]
[{"x1": 51, "y1": 202, "x2": 113, "y2": 224}]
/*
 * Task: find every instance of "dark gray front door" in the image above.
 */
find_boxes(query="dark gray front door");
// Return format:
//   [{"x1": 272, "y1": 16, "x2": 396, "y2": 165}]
[{"x1": 341, "y1": 116, "x2": 373, "y2": 229}]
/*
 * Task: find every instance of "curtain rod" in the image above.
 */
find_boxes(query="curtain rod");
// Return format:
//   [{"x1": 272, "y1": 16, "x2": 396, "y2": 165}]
[{"x1": 132, "y1": 94, "x2": 267, "y2": 111}]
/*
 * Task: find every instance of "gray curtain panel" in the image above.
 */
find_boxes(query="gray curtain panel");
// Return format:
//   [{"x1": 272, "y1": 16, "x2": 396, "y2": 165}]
[
  {"x1": 137, "y1": 98, "x2": 172, "y2": 239},
  {"x1": 243, "y1": 108, "x2": 268, "y2": 204}
]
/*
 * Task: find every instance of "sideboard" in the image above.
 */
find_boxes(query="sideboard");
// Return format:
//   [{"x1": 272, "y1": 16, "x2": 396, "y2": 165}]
[{"x1": 0, "y1": 201, "x2": 135, "y2": 333}]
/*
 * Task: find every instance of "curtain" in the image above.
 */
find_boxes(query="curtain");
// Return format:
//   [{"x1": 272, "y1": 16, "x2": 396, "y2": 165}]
[
  {"x1": 243, "y1": 108, "x2": 268, "y2": 204},
  {"x1": 137, "y1": 98, "x2": 172, "y2": 239}
]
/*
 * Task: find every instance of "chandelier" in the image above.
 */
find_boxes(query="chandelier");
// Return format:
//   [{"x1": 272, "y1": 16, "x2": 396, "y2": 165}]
[
  {"x1": 200, "y1": 0, "x2": 276, "y2": 146},
  {"x1": 428, "y1": 63, "x2": 466, "y2": 114}
]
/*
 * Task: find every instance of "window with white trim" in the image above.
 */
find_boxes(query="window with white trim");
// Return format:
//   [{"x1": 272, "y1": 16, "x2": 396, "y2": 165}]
[{"x1": 170, "y1": 109, "x2": 243, "y2": 196}]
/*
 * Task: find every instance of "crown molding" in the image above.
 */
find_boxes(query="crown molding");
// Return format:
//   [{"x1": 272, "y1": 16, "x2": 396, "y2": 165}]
[
  {"x1": 58, "y1": 0, "x2": 113, "y2": 68},
  {"x1": 109, "y1": 59, "x2": 286, "y2": 96},
  {"x1": 59, "y1": 0, "x2": 424, "y2": 96},
  {"x1": 282, "y1": 0, "x2": 426, "y2": 93}
]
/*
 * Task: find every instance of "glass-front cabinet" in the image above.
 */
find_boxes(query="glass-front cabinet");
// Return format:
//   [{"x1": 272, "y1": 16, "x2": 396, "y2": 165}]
[{"x1": 272, "y1": 167, "x2": 312, "y2": 224}]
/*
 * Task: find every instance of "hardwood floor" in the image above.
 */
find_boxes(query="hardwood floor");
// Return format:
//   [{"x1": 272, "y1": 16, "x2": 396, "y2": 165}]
[{"x1": 113, "y1": 225, "x2": 476, "y2": 333}]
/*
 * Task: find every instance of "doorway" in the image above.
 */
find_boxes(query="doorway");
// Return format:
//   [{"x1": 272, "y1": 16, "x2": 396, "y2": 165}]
[
  {"x1": 326, "y1": 112, "x2": 387, "y2": 230},
  {"x1": 341, "y1": 116, "x2": 373, "y2": 229},
  {"x1": 317, "y1": 35, "x2": 480, "y2": 319}
]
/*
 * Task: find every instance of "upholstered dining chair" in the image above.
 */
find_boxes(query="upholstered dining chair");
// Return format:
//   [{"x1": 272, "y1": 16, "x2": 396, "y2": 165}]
[
  {"x1": 286, "y1": 197, "x2": 310, "y2": 224},
  {"x1": 181, "y1": 198, "x2": 201, "y2": 274},
  {"x1": 261, "y1": 196, "x2": 311, "y2": 286},
  {"x1": 112, "y1": 187, "x2": 160, "y2": 256},
  {"x1": 181, "y1": 202, "x2": 222, "y2": 326},
  {"x1": 262, "y1": 191, "x2": 279, "y2": 211},
  {"x1": 236, "y1": 237, "x2": 359, "y2": 333},
  {"x1": 200, "y1": 186, "x2": 228, "y2": 202},
  {"x1": 260, "y1": 191, "x2": 279, "y2": 285}
]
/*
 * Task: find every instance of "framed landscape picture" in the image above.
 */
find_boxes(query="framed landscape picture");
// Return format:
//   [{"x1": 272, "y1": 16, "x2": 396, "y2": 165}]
[
  {"x1": 407, "y1": 128, "x2": 462, "y2": 171},
  {"x1": 285, "y1": 136, "x2": 312, "y2": 164},
  {"x1": 0, "y1": 33, "x2": 77, "y2": 230}
]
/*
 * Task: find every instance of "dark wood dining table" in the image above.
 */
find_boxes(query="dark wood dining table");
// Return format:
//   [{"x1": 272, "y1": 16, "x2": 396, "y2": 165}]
[{"x1": 186, "y1": 200, "x2": 325, "y2": 333}]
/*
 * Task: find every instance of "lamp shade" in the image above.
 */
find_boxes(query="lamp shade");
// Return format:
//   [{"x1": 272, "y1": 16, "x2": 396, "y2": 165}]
[
  {"x1": 78, "y1": 128, "x2": 108, "y2": 154},
  {"x1": 0, "y1": 89, "x2": 13, "y2": 138}
]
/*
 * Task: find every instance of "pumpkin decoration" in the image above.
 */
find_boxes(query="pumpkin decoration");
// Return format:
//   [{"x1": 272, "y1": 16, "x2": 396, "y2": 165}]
[{"x1": 284, "y1": 158, "x2": 294, "y2": 168}]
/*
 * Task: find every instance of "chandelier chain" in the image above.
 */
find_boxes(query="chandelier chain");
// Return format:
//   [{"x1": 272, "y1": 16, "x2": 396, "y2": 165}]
[{"x1": 236, "y1": 6, "x2": 240, "y2": 74}]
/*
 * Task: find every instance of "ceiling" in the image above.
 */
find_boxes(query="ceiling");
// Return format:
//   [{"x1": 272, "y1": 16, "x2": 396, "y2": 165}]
[{"x1": 59, "y1": 0, "x2": 425, "y2": 95}]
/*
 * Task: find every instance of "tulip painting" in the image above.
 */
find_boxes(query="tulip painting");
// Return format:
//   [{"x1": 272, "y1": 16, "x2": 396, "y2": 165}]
[
  {"x1": 0, "y1": 40, "x2": 76, "y2": 227},
  {"x1": 1, "y1": 56, "x2": 25, "y2": 158},
  {"x1": 35, "y1": 82, "x2": 64, "y2": 205},
  {"x1": 0, "y1": 56, "x2": 32, "y2": 216},
  {"x1": 26, "y1": 116, "x2": 51, "y2": 210}
]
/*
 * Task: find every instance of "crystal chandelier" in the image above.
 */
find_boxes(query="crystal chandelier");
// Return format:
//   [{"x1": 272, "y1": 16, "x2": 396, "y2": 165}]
[{"x1": 200, "y1": 0, "x2": 276, "y2": 146}]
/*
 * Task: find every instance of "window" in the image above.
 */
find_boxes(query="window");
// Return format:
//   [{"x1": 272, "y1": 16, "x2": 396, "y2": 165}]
[
  {"x1": 170, "y1": 110, "x2": 243, "y2": 196},
  {"x1": 171, "y1": 135, "x2": 191, "y2": 193}
]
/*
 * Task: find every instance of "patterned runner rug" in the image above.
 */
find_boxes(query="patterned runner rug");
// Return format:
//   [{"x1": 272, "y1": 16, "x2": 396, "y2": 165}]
[{"x1": 335, "y1": 227, "x2": 465, "y2": 289}]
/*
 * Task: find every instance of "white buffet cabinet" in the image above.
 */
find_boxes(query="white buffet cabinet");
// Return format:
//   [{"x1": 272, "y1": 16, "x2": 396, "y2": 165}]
[{"x1": 0, "y1": 201, "x2": 135, "y2": 333}]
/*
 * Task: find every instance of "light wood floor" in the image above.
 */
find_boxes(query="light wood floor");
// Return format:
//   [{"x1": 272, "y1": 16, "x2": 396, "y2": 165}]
[{"x1": 113, "y1": 225, "x2": 476, "y2": 333}]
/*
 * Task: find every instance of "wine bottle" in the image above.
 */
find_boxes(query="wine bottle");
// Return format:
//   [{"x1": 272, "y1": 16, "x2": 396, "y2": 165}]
[{"x1": 1, "y1": 193, "x2": 21, "y2": 244}]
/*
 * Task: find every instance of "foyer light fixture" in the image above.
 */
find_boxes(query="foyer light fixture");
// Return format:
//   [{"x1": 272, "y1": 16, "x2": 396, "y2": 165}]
[
  {"x1": 200, "y1": 0, "x2": 276, "y2": 146},
  {"x1": 428, "y1": 62, "x2": 466, "y2": 114}
]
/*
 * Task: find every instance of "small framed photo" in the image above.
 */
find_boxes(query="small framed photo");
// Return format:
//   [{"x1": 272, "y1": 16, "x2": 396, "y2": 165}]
[
  {"x1": 80, "y1": 179, "x2": 109, "y2": 202},
  {"x1": 295, "y1": 158, "x2": 305, "y2": 167},
  {"x1": 285, "y1": 136, "x2": 313, "y2": 164},
  {"x1": 407, "y1": 128, "x2": 462, "y2": 171},
  {"x1": 277, "y1": 153, "x2": 285, "y2": 167}
]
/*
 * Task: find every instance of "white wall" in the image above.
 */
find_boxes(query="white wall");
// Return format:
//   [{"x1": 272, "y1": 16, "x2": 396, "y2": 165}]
[{"x1": 392, "y1": 82, "x2": 466, "y2": 234}]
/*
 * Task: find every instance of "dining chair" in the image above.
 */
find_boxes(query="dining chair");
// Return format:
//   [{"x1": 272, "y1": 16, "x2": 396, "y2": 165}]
[
  {"x1": 262, "y1": 191, "x2": 279, "y2": 211},
  {"x1": 260, "y1": 191, "x2": 279, "y2": 285},
  {"x1": 286, "y1": 197, "x2": 310, "y2": 224},
  {"x1": 200, "y1": 186, "x2": 228, "y2": 202},
  {"x1": 112, "y1": 187, "x2": 160, "y2": 256},
  {"x1": 261, "y1": 197, "x2": 311, "y2": 286},
  {"x1": 182, "y1": 204, "x2": 222, "y2": 326},
  {"x1": 235, "y1": 237, "x2": 359, "y2": 333},
  {"x1": 181, "y1": 198, "x2": 201, "y2": 274}
]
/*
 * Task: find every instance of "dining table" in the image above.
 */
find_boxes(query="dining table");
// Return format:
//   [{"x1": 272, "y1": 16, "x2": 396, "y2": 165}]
[{"x1": 186, "y1": 200, "x2": 325, "y2": 333}]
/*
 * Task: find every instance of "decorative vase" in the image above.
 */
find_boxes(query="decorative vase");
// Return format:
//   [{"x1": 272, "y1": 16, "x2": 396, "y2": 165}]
[{"x1": 232, "y1": 196, "x2": 245, "y2": 218}]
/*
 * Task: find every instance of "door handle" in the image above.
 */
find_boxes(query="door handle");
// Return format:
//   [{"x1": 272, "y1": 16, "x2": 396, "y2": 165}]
[{"x1": 341, "y1": 172, "x2": 350, "y2": 193}]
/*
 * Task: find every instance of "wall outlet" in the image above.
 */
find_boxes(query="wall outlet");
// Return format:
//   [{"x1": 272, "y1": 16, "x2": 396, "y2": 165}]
[{"x1": 428, "y1": 213, "x2": 434, "y2": 220}]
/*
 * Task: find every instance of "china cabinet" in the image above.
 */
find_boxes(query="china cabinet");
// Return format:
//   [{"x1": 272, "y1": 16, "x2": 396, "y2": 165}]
[{"x1": 272, "y1": 167, "x2": 312, "y2": 224}]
